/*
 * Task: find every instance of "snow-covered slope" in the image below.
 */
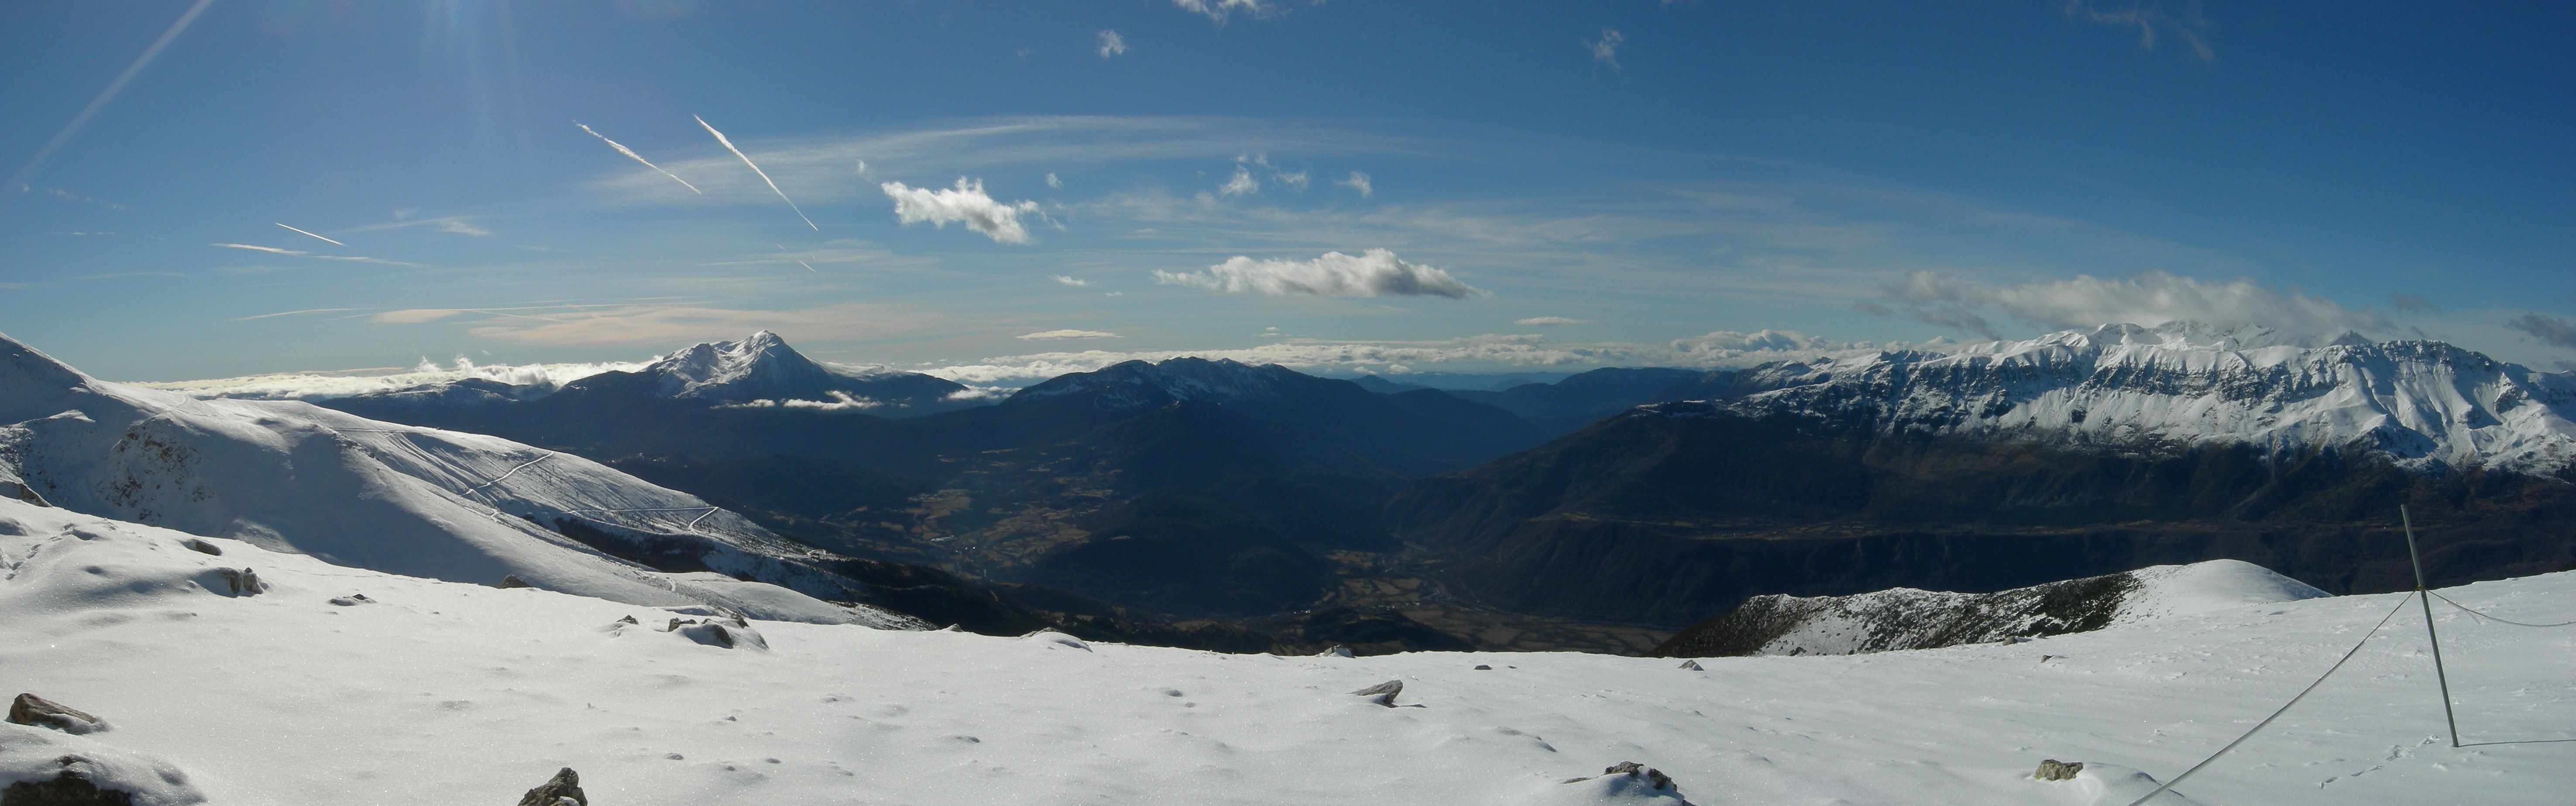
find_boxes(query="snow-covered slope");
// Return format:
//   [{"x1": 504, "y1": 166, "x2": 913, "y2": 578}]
[
  {"x1": 1656, "y1": 559, "x2": 2332, "y2": 658},
  {"x1": 6, "y1": 493, "x2": 2570, "y2": 805},
  {"x1": 1659, "y1": 322, "x2": 2576, "y2": 472},
  {"x1": 0, "y1": 332, "x2": 908, "y2": 626}
]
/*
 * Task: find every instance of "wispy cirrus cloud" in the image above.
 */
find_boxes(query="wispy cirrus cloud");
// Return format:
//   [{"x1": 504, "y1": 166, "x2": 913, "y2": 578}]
[
  {"x1": 1154, "y1": 249, "x2": 1484, "y2": 299},
  {"x1": 1018, "y1": 329, "x2": 1120, "y2": 340},
  {"x1": 1515, "y1": 316, "x2": 1588, "y2": 326},
  {"x1": 340, "y1": 216, "x2": 494, "y2": 237},
  {"x1": 1586, "y1": 28, "x2": 1626, "y2": 70},
  {"x1": 1172, "y1": 0, "x2": 1273, "y2": 23},
  {"x1": 210, "y1": 242, "x2": 422, "y2": 267},
  {"x1": 1874, "y1": 271, "x2": 2388, "y2": 342},
  {"x1": 2064, "y1": 0, "x2": 2214, "y2": 62},
  {"x1": 2505, "y1": 313, "x2": 2576, "y2": 350},
  {"x1": 1335, "y1": 171, "x2": 1372, "y2": 197}
]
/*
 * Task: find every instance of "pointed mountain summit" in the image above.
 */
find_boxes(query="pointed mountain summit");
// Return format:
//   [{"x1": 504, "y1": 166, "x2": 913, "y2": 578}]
[{"x1": 634, "y1": 330, "x2": 966, "y2": 406}]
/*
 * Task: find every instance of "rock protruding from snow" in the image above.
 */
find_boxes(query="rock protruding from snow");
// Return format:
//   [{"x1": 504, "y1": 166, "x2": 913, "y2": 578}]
[
  {"x1": 8, "y1": 694, "x2": 104, "y2": 734},
  {"x1": 1350, "y1": 680, "x2": 1403, "y2": 707},
  {"x1": 515, "y1": 767, "x2": 587, "y2": 806},
  {"x1": 213, "y1": 568, "x2": 263, "y2": 597},
  {"x1": 1655, "y1": 559, "x2": 2329, "y2": 658},
  {"x1": 0, "y1": 723, "x2": 205, "y2": 806},
  {"x1": 2033, "y1": 759, "x2": 2083, "y2": 781},
  {"x1": 1649, "y1": 321, "x2": 2576, "y2": 473},
  {"x1": 1554, "y1": 761, "x2": 1685, "y2": 802}
]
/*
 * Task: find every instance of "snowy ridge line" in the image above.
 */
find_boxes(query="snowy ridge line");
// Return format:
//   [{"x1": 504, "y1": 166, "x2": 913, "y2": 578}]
[
  {"x1": 2123, "y1": 591, "x2": 2419, "y2": 806},
  {"x1": 2432, "y1": 591, "x2": 2576, "y2": 628}
]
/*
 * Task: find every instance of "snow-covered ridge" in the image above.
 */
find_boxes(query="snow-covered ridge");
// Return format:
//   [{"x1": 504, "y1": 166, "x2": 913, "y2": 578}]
[
  {"x1": 1658, "y1": 559, "x2": 2331, "y2": 658},
  {"x1": 1656, "y1": 322, "x2": 2576, "y2": 473},
  {"x1": 0, "y1": 331, "x2": 910, "y2": 626}
]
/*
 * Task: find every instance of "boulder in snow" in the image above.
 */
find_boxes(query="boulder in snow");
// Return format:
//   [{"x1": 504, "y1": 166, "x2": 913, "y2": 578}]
[
  {"x1": 2033, "y1": 759, "x2": 2083, "y2": 781},
  {"x1": 499, "y1": 575, "x2": 532, "y2": 589},
  {"x1": 1350, "y1": 680, "x2": 1403, "y2": 707},
  {"x1": 177, "y1": 539, "x2": 219, "y2": 556},
  {"x1": 0, "y1": 723, "x2": 204, "y2": 806},
  {"x1": 213, "y1": 568, "x2": 262, "y2": 596},
  {"x1": 1558, "y1": 761, "x2": 1684, "y2": 800},
  {"x1": 1675, "y1": 660, "x2": 1702, "y2": 671},
  {"x1": 1320, "y1": 645, "x2": 1354, "y2": 658},
  {"x1": 7, "y1": 694, "x2": 104, "y2": 734},
  {"x1": 515, "y1": 766, "x2": 587, "y2": 806}
]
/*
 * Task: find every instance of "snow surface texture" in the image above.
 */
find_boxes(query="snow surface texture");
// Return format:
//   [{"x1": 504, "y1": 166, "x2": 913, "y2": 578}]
[
  {"x1": 1686, "y1": 560, "x2": 2332, "y2": 658},
  {"x1": 6, "y1": 494, "x2": 2570, "y2": 805},
  {"x1": 0, "y1": 332, "x2": 909, "y2": 627},
  {"x1": 1662, "y1": 322, "x2": 2576, "y2": 473}
]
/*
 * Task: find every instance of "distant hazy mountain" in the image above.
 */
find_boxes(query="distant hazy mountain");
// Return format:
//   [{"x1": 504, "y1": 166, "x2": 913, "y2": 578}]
[
  {"x1": 324, "y1": 343, "x2": 1539, "y2": 624},
  {"x1": 1433, "y1": 367, "x2": 1710, "y2": 435}
]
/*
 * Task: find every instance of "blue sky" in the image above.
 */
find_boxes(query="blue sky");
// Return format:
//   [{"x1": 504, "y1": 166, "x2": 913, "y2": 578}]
[{"x1": 3, "y1": 0, "x2": 2571, "y2": 382}]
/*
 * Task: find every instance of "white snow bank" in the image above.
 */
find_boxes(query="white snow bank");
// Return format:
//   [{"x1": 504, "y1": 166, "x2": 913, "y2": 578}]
[
  {"x1": 4, "y1": 494, "x2": 2570, "y2": 805},
  {"x1": 2115, "y1": 559, "x2": 2332, "y2": 624}
]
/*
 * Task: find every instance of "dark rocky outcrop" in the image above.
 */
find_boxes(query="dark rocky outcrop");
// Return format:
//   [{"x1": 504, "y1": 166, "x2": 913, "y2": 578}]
[
  {"x1": 2, "y1": 774, "x2": 135, "y2": 806},
  {"x1": 516, "y1": 767, "x2": 587, "y2": 806},
  {"x1": 1653, "y1": 572, "x2": 2140, "y2": 658}
]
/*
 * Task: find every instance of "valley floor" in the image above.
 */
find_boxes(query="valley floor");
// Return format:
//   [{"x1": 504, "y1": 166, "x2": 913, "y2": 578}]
[{"x1": 5, "y1": 499, "x2": 2571, "y2": 805}]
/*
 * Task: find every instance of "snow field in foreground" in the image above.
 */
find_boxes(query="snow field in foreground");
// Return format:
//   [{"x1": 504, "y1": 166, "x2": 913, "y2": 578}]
[{"x1": 3, "y1": 497, "x2": 2570, "y2": 805}]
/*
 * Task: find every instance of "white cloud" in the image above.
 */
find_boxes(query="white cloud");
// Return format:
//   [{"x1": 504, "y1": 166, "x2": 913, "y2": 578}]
[
  {"x1": 1046, "y1": 172, "x2": 1064, "y2": 189},
  {"x1": 1153, "y1": 248, "x2": 1485, "y2": 299},
  {"x1": 210, "y1": 242, "x2": 420, "y2": 267},
  {"x1": 853, "y1": 159, "x2": 869, "y2": 175},
  {"x1": 1587, "y1": 28, "x2": 1626, "y2": 69},
  {"x1": 1879, "y1": 271, "x2": 2391, "y2": 342},
  {"x1": 1172, "y1": 0, "x2": 1271, "y2": 22},
  {"x1": 1218, "y1": 167, "x2": 1261, "y2": 197},
  {"x1": 717, "y1": 390, "x2": 882, "y2": 411},
  {"x1": 1275, "y1": 170, "x2": 1310, "y2": 191},
  {"x1": 922, "y1": 331, "x2": 1893, "y2": 385},
  {"x1": 1335, "y1": 171, "x2": 1372, "y2": 197},
  {"x1": 1017, "y1": 329, "x2": 1121, "y2": 340},
  {"x1": 1515, "y1": 317, "x2": 1589, "y2": 326},
  {"x1": 370, "y1": 309, "x2": 463, "y2": 324},
  {"x1": 2065, "y1": 0, "x2": 2215, "y2": 63},
  {"x1": 1097, "y1": 30, "x2": 1127, "y2": 59},
  {"x1": 132, "y1": 356, "x2": 653, "y2": 400},
  {"x1": 1051, "y1": 275, "x2": 1089, "y2": 287},
  {"x1": 881, "y1": 177, "x2": 1042, "y2": 244}
]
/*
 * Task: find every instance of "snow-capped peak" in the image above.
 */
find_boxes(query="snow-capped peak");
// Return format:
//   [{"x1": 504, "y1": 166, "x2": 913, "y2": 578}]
[{"x1": 1657, "y1": 322, "x2": 2576, "y2": 473}]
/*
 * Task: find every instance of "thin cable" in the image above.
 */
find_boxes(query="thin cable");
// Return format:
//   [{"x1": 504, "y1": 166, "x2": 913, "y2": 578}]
[
  {"x1": 2121, "y1": 591, "x2": 2418, "y2": 806},
  {"x1": 2432, "y1": 591, "x2": 2576, "y2": 628}
]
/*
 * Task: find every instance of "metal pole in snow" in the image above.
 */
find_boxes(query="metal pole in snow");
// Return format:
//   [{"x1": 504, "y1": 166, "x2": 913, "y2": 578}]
[{"x1": 2401, "y1": 504, "x2": 2461, "y2": 747}]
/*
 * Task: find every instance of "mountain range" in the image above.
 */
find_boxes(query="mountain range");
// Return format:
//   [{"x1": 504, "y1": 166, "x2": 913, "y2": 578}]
[{"x1": 68, "y1": 322, "x2": 2576, "y2": 652}]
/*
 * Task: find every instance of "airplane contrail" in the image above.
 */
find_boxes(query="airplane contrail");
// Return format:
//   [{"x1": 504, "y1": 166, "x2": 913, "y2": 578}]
[
  {"x1": 696, "y1": 115, "x2": 818, "y2": 231},
  {"x1": 776, "y1": 244, "x2": 817, "y2": 273},
  {"x1": 576, "y1": 123, "x2": 701, "y2": 194},
  {"x1": 275, "y1": 223, "x2": 344, "y2": 246},
  {"x1": 8, "y1": 0, "x2": 216, "y2": 192}
]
